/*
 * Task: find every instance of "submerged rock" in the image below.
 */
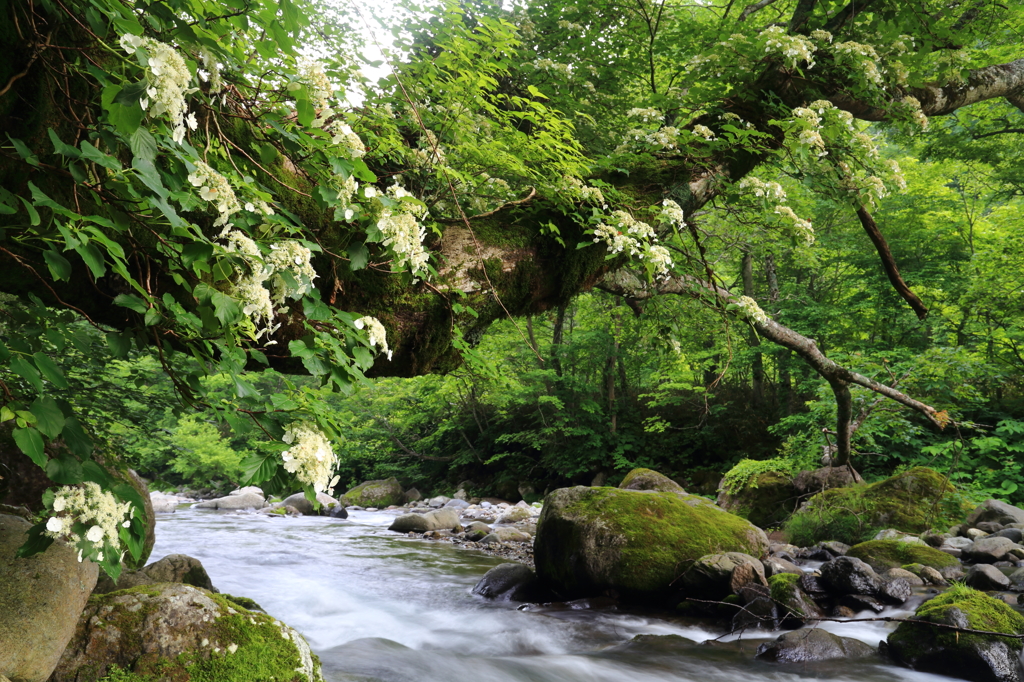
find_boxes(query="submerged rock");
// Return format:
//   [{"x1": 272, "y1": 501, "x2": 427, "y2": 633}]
[
  {"x1": 1, "y1": 514, "x2": 98, "y2": 682},
  {"x1": 534, "y1": 486, "x2": 768, "y2": 600},
  {"x1": 886, "y1": 586, "x2": 1024, "y2": 682},
  {"x1": 472, "y1": 563, "x2": 548, "y2": 602},
  {"x1": 756, "y1": 628, "x2": 875, "y2": 663},
  {"x1": 340, "y1": 478, "x2": 404, "y2": 508},
  {"x1": 51, "y1": 583, "x2": 323, "y2": 682}
]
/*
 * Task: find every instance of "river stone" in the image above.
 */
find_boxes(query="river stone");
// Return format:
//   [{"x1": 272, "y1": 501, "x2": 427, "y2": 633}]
[
  {"x1": 618, "y1": 468, "x2": 685, "y2": 493},
  {"x1": 756, "y1": 629, "x2": 875, "y2": 663},
  {"x1": 886, "y1": 588, "x2": 1024, "y2": 682},
  {"x1": 444, "y1": 498, "x2": 470, "y2": 510},
  {"x1": 992, "y1": 528, "x2": 1024, "y2": 543},
  {"x1": 946, "y1": 536, "x2": 975, "y2": 550},
  {"x1": 192, "y1": 491, "x2": 266, "y2": 510},
  {"x1": 389, "y1": 508, "x2": 462, "y2": 533},
  {"x1": 403, "y1": 488, "x2": 422, "y2": 503},
  {"x1": 427, "y1": 496, "x2": 451, "y2": 508},
  {"x1": 340, "y1": 478, "x2": 404, "y2": 508},
  {"x1": 677, "y1": 552, "x2": 765, "y2": 599},
  {"x1": 841, "y1": 593, "x2": 887, "y2": 613},
  {"x1": 464, "y1": 521, "x2": 491, "y2": 541},
  {"x1": 875, "y1": 529, "x2": 926, "y2": 545},
  {"x1": 472, "y1": 563, "x2": 546, "y2": 601},
  {"x1": 968, "y1": 500, "x2": 1024, "y2": 528},
  {"x1": 0, "y1": 514, "x2": 99, "y2": 682},
  {"x1": 495, "y1": 506, "x2": 532, "y2": 524},
  {"x1": 50, "y1": 583, "x2": 323, "y2": 682},
  {"x1": 149, "y1": 492, "x2": 182, "y2": 513},
  {"x1": 768, "y1": 574, "x2": 824, "y2": 626},
  {"x1": 966, "y1": 564, "x2": 1012, "y2": 591},
  {"x1": 480, "y1": 527, "x2": 531, "y2": 544},
  {"x1": 763, "y1": 556, "x2": 803, "y2": 577},
  {"x1": 535, "y1": 486, "x2": 768, "y2": 600},
  {"x1": 965, "y1": 537, "x2": 1020, "y2": 564},
  {"x1": 819, "y1": 557, "x2": 884, "y2": 596},
  {"x1": 968, "y1": 528, "x2": 992, "y2": 540},
  {"x1": 94, "y1": 554, "x2": 217, "y2": 595},
  {"x1": 882, "y1": 567, "x2": 925, "y2": 586}
]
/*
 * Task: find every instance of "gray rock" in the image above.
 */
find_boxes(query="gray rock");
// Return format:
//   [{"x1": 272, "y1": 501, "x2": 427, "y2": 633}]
[
  {"x1": 619, "y1": 468, "x2": 685, "y2": 493},
  {"x1": 964, "y1": 536, "x2": 1020, "y2": 564},
  {"x1": 944, "y1": 536, "x2": 975, "y2": 550},
  {"x1": 50, "y1": 583, "x2": 323, "y2": 682},
  {"x1": 966, "y1": 564, "x2": 1012, "y2": 591},
  {"x1": 763, "y1": 556, "x2": 803, "y2": 577},
  {"x1": 403, "y1": 488, "x2": 422, "y2": 503},
  {"x1": 340, "y1": 478, "x2": 404, "y2": 508},
  {"x1": 444, "y1": 498, "x2": 470, "y2": 510},
  {"x1": 388, "y1": 508, "x2": 462, "y2": 533},
  {"x1": 481, "y1": 527, "x2": 531, "y2": 544},
  {"x1": 94, "y1": 554, "x2": 216, "y2": 595},
  {"x1": 978, "y1": 522, "x2": 1006, "y2": 534},
  {"x1": 472, "y1": 563, "x2": 546, "y2": 601},
  {"x1": 149, "y1": 492, "x2": 182, "y2": 513},
  {"x1": 464, "y1": 521, "x2": 491, "y2": 541},
  {"x1": 882, "y1": 568, "x2": 925, "y2": 586},
  {"x1": 326, "y1": 505, "x2": 348, "y2": 519},
  {"x1": 192, "y1": 491, "x2": 265, "y2": 510},
  {"x1": 756, "y1": 629, "x2": 875, "y2": 663},
  {"x1": 1, "y1": 514, "x2": 98, "y2": 682},
  {"x1": 821, "y1": 540, "x2": 851, "y2": 555},
  {"x1": 227, "y1": 485, "x2": 264, "y2": 497},
  {"x1": 879, "y1": 578, "x2": 912, "y2": 604},
  {"x1": 495, "y1": 506, "x2": 532, "y2": 524},
  {"x1": 427, "y1": 496, "x2": 451, "y2": 508},
  {"x1": 280, "y1": 491, "x2": 341, "y2": 516},
  {"x1": 819, "y1": 557, "x2": 884, "y2": 596},
  {"x1": 967, "y1": 528, "x2": 991, "y2": 540},
  {"x1": 874, "y1": 529, "x2": 926, "y2": 545},
  {"x1": 993, "y1": 528, "x2": 1024, "y2": 543},
  {"x1": 967, "y1": 499, "x2": 1024, "y2": 528},
  {"x1": 678, "y1": 553, "x2": 766, "y2": 599}
]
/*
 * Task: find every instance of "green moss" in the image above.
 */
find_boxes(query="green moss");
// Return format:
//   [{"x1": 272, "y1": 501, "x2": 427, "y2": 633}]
[
  {"x1": 783, "y1": 467, "x2": 970, "y2": 546},
  {"x1": 222, "y1": 593, "x2": 264, "y2": 612},
  {"x1": 887, "y1": 585, "x2": 1024, "y2": 656},
  {"x1": 340, "y1": 478, "x2": 403, "y2": 507},
  {"x1": 536, "y1": 486, "x2": 765, "y2": 596},
  {"x1": 98, "y1": 666, "x2": 146, "y2": 682},
  {"x1": 768, "y1": 572, "x2": 800, "y2": 601},
  {"x1": 847, "y1": 540, "x2": 959, "y2": 573}
]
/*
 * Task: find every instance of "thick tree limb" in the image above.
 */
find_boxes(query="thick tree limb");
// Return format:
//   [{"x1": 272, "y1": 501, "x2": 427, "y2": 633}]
[
  {"x1": 856, "y1": 206, "x2": 929, "y2": 320},
  {"x1": 830, "y1": 59, "x2": 1024, "y2": 119},
  {"x1": 738, "y1": 0, "x2": 781, "y2": 22},
  {"x1": 597, "y1": 270, "x2": 942, "y2": 465}
]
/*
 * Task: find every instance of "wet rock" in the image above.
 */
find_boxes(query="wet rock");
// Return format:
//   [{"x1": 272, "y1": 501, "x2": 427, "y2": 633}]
[
  {"x1": 840, "y1": 594, "x2": 886, "y2": 613},
  {"x1": 879, "y1": 578, "x2": 912, "y2": 604},
  {"x1": 821, "y1": 540, "x2": 851, "y2": 556},
  {"x1": 886, "y1": 587, "x2": 1024, "y2": 682},
  {"x1": 732, "y1": 584, "x2": 777, "y2": 630},
  {"x1": 340, "y1": 478, "x2": 404, "y2": 508},
  {"x1": 769, "y1": 573, "x2": 824, "y2": 626},
  {"x1": 965, "y1": 537, "x2": 1021, "y2": 564},
  {"x1": 967, "y1": 499, "x2": 1024, "y2": 528},
  {"x1": 966, "y1": 564, "x2": 1012, "y2": 591},
  {"x1": 149, "y1": 491, "x2": 183, "y2": 513},
  {"x1": 763, "y1": 556, "x2": 803, "y2": 577},
  {"x1": 677, "y1": 552, "x2": 766, "y2": 600},
  {"x1": 1, "y1": 514, "x2": 98, "y2": 682},
  {"x1": 798, "y1": 573, "x2": 830, "y2": 598},
  {"x1": 534, "y1": 486, "x2": 768, "y2": 601},
  {"x1": 444, "y1": 498, "x2": 470, "y2": 510},
  {"x1": 403, "y1": 488, "x2": 422, "y2": 503},
  {"x1": 619, "y1": 468, "x2": 685, "y2": 493},
  {"x1": 882, "y1": 567, "x2": 925, "y2": 586},
  {"x1": 388, "y1": 508, "x2": 462, "y2": 533},
  {"x1": 993, "y1": 528, "x2": 1024, "y2": 543},
  {"x1": 847, "y1": 539, "x2": 963, "y2": 579},
  {"x1": 50, "y1": 583, "x2": 323, "y2": 682},
  {"x1": 716, "y1": 468, "x2": 797, "y2": 528},
  {"x1": 192, "y1": 491, "x2": 265, "y2": 510},
  {"x1": 756, "y1": 629, "x2": 875, "y2": 663},
  {"x1": 819, "y1": 556, "x2": 885, "y2": 596},
  {"x1": 427, "y1": 496, "x2": 451, "y2": 508},
  {"x1": 472, "y1": 563, "x2": 548, "y2": 601},
  {"x1": 326, "y1": 504, "x2": 349, "y2": 519},
  {"x1": 495, "y1": 506, "x2": 532, "y2": 524},
  {"x1": 279, "y1": 491, "x2": 342, "y2": 516},
  {"x1": 94, "y1": 554, "x2": 216, "y2": 595},
  {"x1": 464, "y1": 521, "x2": 491, "y2": 541},
  {"x1": 480, "y1": 527, "x2": 531, "y2": 544}
]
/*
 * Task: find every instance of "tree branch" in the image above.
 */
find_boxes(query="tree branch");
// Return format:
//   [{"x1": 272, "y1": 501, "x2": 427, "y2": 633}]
[
  {"x1": 856, "y1": 206, "x2": 929, "y2": 320},
  {"x1": 737, "y1": 0, "x2": 781, "y2": 22}
]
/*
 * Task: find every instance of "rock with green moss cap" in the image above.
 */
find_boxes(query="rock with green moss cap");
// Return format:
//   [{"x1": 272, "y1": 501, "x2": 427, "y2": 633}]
[
  {"x1": 50, "y1": 583, "x2": 322, "y2": 682},
  {"x1": 784, "y1": 467, "x2": 971, "y2": 546},
  {"x1": 885, "y1": 585, "x2": 1024, "y2": 682},
  {"x1": 618, "y1": 468, "x2": 685, "y2": 493},
  {"x1": 340, "y1": 478, "x2": 404, "y2": 508},
  {"x1": 768, "y1": 572, "x2": 824, "y2": 627},
  {"x1": 534, "y1": 486, "x2": 768, "y2": 601},
  {"x1": 847, "y1": 539, "x2": 963, "y2": 580},
  {"x1": 717, "y1": 470, "x2": 798, "y2": 529}
]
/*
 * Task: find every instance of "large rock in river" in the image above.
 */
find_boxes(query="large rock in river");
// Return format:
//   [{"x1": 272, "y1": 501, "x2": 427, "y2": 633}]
[
  {"x1": 886, "y1": 586, "x2": 1024, "y2": 682},
  {"x1": 340, "y1": 478, "x2": 404, "y2": 508},
  {"x1": 618, "y1": 468, "x2": 685, "y2": 493},
  {"x1": 51, "y1": 583, "x2": 323, "y2": 682},
  {"x1": 388, "y1": 508, "x2": 462, "y2": 533},
  {"x1": 1, "y1": 514, "x2": 98, "y2": 682},
  {"x1": 93, "y1": 553, "x2": 217, "y2": 595},
  {"x1": 534, "y1": 486, "x2": 768, "y2": 600},
  {"x1": 192, "y1": 490, "x2": 266, "y2": 510}
]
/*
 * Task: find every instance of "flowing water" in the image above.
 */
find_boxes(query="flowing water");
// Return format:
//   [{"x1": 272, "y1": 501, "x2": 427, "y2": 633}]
[{"x1": 150, "y1": 508, "x2": 954, "y2": 682}]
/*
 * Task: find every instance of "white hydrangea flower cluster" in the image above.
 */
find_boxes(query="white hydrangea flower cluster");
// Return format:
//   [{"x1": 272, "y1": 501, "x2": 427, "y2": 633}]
[
  {"x1": 557, "y1": 19, "x2": 583, "y2": 31},
  {"x1": 298, "y1": 60, "x2": 335, "y2": 112},
  {"x1": 627, "y1": 108, "x2": 664, "y2": 124},
  {"x1": 692, "y1": 125, "x2": 716, "y2": 141},
  {"x1": 267, "y1": 241, "x2": 318, "y2": 303},
  {"x1": 734, "y1": 295, "x2": 771, "y2": 325},
  {"x1": 647, "y1": 127, "x2": 681, "y2": 149},
  {"x1": 659, "y1": 199, "x2": 685, "y2": 226},
  {"x1": 329, "y1": 122, "x2": 365, "y2": 158},
  {"x1": 332, "y1": 174, "x2": 360, "y2": 221},
  {"x1": 774, "y1": 205, "x2": 815, "y2": 245},
  {"x1": 45, "y1": 482, "x2": 132, "y2": 562},
  {"x1": 120, "y1": 34, "x2": 195, "y2": 144},
  {"x1": 188, "y1": 160, "x2": 242, "y2": 227},
  {"x1": 738, "y1": 176, "x2": 787, "y2": 201},
  {"x1": 355, "y1": 315, "x2": 391, "y2": 360},
  {"x1": 832, "y1": 42, "x2": 884, "y2": 85},
  {"x1": 900, "y1": 96, "x2": 929, "y2": 130},
  {"x1": 530, "y1": 59, "x2": 572, "y2": 75},
  {"x1": 560, "y1": 176, "x2": 605, "y2": 204},
  {"x1": 281, "y1": 421, "x2": 339, "y2": 494},
  {"x1": 760, "y1": 26, "x2": 816, "y2": 68},
  {"x1": 376, "y1": 185, "x2": 430, "y2": 274},
  {"x1": 593, "y1": 209, "x2": 673, "y2": 276},
  {"x1": 411, "y1": 129, "x2": 446, "y2": 168},
  {"x1": 789, "y1": 107, "x2": 827, "y2": 156},
  {"x1": 198, "y1": 48, "x2": 223, "y2": 94},
  {"x1": 810, "y1": 30, "x2": 833, "y2": 43}
]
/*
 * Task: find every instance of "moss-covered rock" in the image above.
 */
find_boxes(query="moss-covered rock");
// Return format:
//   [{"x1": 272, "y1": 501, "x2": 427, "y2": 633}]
[
  {"x1": 847, "y1": 540, "x2": 963, "y2": 579},
  {"x1": 534, "y1": 486, "x2": 768, "y2": 601},
  {"x1": 339, "y1": 478, "x2": 404, "y2": 508},
  {"x1": 717, "y1": 470, "x2": 798, "y2": 529},
  {"x1": 784, "y1": 467, "x2": 970, "y2": 546},
  {"x1": 886, "y1": 585, "x2": 1024, "y2": 682},
  {"x1": 50, "y1": 583, "x2": 322, "y2": 682},
  {"x1": 618, "y1": 468, "x2": 685, "y2": 493},
  {"x1": 768, "y1": 572, "x2": 825, "y2": 626}
]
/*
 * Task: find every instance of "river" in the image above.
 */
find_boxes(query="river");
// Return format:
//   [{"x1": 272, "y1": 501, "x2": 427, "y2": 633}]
[{"x1": 150, "y1": 507, "x2": 954, "y2": 682}]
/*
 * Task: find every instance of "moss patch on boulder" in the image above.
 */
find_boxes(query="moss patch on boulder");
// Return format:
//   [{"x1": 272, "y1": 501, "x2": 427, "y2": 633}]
[
  {"x1": 339, "y1": 478, "x2": 403, "y2": 507},
  {"x1": 886, "y1": 585, "x2": 1024, "y2": 682},
  {"x1": 534, "y1": 486, "x2": 768, "y2": 601},
  {"x1": 847, "y1": 540, "x2": 960, "y2": 575},
  {"x1": 784, "y1": 467, "x2": 970, "y2": 546},
  {"x1": 717, "y1": 470, "x2": 798, "y2": 529}
]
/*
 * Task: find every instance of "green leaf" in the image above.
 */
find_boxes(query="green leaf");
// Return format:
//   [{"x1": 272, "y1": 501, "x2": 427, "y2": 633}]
[
  {"x1": 352, "y1": 346, "x2": 374, "y2": 369},
  {"x1": 43, "y1": 250, "x2": 73, "y2": 281},
  {"x1": 17, "y1": 196, "x2": 40, "y2": 226},
  {"x1": 80, "y1": 141, "x2": 122, "y2": 171},
  {"x1": 106, "y1": 332, "x2": 131, "y2": 358},
  {"x1": 114, "y1": 293, "x2": 149, "y2": 314},
  {"x1": 13, "y1": 427, "x2": 46, "y2": 467},
  {"x1": 46, "y1": 454, "x2": 83, "y2": 485},
  {"x1": 296, "y1": 95, "x2": 315, "y2": 127},
  {"x1": 210, "y1": 291, "x2": 241, "y2": 325},
  {"x1": 61, "y1": 417, "x2": 93, "y2": 458},
  {"x1": 32, "y1": 352, "x2": 69, "y2": 389},
  {"x1": 7, "y1": 135, "x2": 39, "y2": 166},
  {"x1": 10, "y1": 355, "x2": 43, "y2": 393},
  {"x1": 116, "y1": 80, "x2": 149, "y2": 107},
  {"x1": 75, "y1": 242, "x2": 107, "y2": 279},
  {"x1": 81, "y1": 459, "x2": 115, "y2": 487},
  {"x1": 129, "y1": 127, "x2": 158, "y2": 162},
  {"x1": 347, "y1": 242, "x2": 369, "y2": 270},
  {"x1": 259, "y1": 143, "x2": 278, "y2": 165},
  {"x1": 15, "y1": 523, "x2": 54, "y2": 559},
  {"x1": 48, "y1": 129, "x2": 81, "y2": 158},
  {"x1": 31, "y1": 396, "x2": 65, "y2": 439}
]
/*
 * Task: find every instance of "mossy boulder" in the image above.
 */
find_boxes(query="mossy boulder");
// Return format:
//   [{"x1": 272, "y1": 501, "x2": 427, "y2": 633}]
[
  {"x1": 784, "y1": 467, "x2": 970, "y2": 546},
  {"x1": 94, "y1": 554, "x2": 217, "y2": 595},
  {"x1": 768, "y1": 572, "x2": 824, "y2": 626},
  {"x1": 847, "y1": 540, "x2": 963, "y2": 580},
  {"x1": 886, "y1": 586, "x2": 1024, "y2": 682},
  {"x1": 618, "y1": 468, "x2": 685, "y2": 493},
  {"x1": 340, "y1": 478, "x2": 404, "y2": 507},
  {"x1": 50, "y1": 583, "x2": 323, "y2": 682},
  {"x1": 717, "y1": 470, "x2": 798, "y2": 529},
  {"x1": 534, "y1": 486, "x2": 768, "y2": 601}
]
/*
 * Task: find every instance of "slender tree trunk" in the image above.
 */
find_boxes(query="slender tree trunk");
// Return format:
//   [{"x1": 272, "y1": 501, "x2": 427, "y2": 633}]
[
  {"x1": 551, "y1": 303, "x2": 566, "y2": 379},
  {"x1": 743, "y1": 251, "x2": 764, "y2": 408}
]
